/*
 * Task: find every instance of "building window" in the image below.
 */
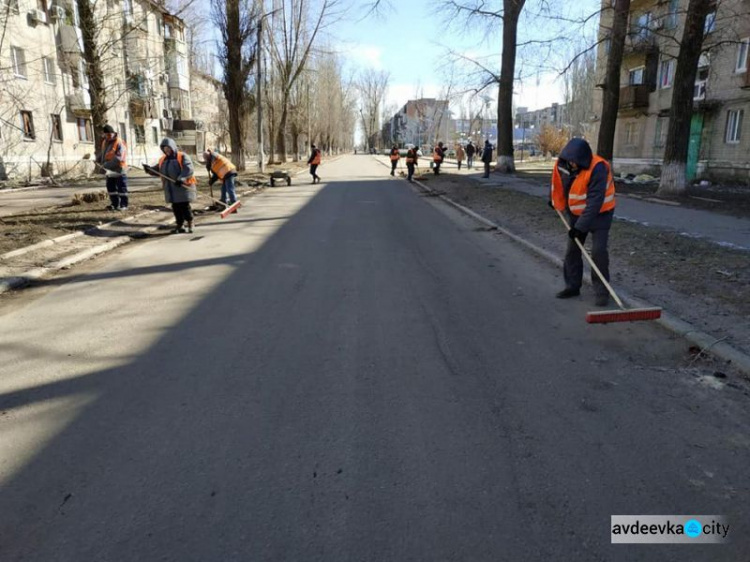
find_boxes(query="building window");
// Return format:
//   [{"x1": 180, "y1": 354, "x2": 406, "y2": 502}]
[
  {"x1": 50, "y1": 114, "x2": 63, "y2": 141},
  {"x1": 632, "y1": 12, "x2": 652, "y2": 40},
  {"x1": 659, "y1": 59, "x2": 674, "y2": 88},
  {"x1": 736, "y1": 39, "x2": 749, "y2": 73},
  {"x1": 625, "y1": 122, "x2": 640, "y2": 146},
  {"x1": 704, "y1": 11, "x2": 716, "y2": 34},
  {"x1": 152, "y1": 126, "x2": 159, "y2": 144},
  {"x1": 3, "y1": 0, "x2": 20, "y2": 14},
  {"x1": 665, "y1": 0, "x2": 678, "y2": 29},
  {"x1": 654, "y1": 117, "x2": 667, "y2": 147},
  {"x1": 694, "y1": 67, "x2": 708, "y2": 100},
  {"x1": 77, "y1": 117, "x2": 93, "y2": 142},
  {"x1": 135, "y1": 125, "x2": 145, "y2": 143},
  {"x1": 725, "y1": 109, "x2": 743, "y2": 143},
  {"x1": 42, "y1": 57, "x2": 56, "y2": 84},
  {"x1": 20, "y1": 111, "x2": 35, "y2": 140},
  {"x1": 628, "y1": 67, "x2": 644, "y2": 85},
  {"x1": 119, "y1": 122, "x2": 127, "y2": 142},
  {"x1": 11, "y1": 46, "x2": 26, "y2": 78}
]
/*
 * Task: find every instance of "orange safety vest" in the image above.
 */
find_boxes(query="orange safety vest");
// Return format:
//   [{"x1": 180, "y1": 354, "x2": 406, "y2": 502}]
[
  {"x1": 158, "y1": 151, "x2": 197, "y2": 186},
  {"x1": 102, "y1": 137, "x2": 127, "y2": 167},
  {"x1": 551, "y1": 155, "x2": 616, "y2": 215},
  {"x1": 209, "y1": 153, "x2": 236, "y2": 180},
  {"x1": 433, "y1": 147, "x2": 443, "y2": 162},
  {"x1": 310, "y1": 150, "x2": 321, "y2": 165},
  {"x1": 390, "y1": 149, "x2": 400, "y2": 162}
]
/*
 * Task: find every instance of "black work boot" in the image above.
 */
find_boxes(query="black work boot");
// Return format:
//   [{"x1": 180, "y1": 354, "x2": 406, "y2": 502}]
[{"x1": 556, "y1": 288, "x2": 581, "y2": 299}]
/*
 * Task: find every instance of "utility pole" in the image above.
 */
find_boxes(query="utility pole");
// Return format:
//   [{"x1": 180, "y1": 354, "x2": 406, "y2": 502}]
[{"x1": 256, "y1": 13, "x2": 265, "y2": 173}]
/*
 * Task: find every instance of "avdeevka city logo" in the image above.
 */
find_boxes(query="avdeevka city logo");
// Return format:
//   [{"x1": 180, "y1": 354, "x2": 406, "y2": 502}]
[{"x1": 685, "y1": 519, "x2": 702, "y2": 538}]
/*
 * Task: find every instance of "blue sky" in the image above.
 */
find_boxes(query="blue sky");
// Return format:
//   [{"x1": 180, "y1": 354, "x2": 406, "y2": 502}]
[{"x1": 331, "y1": 1, "x2": 598, "y2": 113}]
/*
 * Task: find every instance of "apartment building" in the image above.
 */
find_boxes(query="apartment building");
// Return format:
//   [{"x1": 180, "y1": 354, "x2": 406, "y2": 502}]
[
  {"x1": 515, "y1": 103, "x2": 570, "y2": 131},
  {"x1": 189, "y1": 68, "x2": 229, "y2": 156},
  {"x1": 385, "y1": 98, "x2": 452, "y2": 149},
  {"x1": 0, "y1": 0, "x2": 192, "y2": 180},
  {"x1": 594, "y1": 0, "x2": 750, "y2": 182}
]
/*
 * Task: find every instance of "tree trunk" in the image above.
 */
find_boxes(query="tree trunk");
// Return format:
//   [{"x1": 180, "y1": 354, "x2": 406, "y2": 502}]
[
  {"x1": 225, "y1": 0, "x2": 246, "y2": 170},
  {"x1": 77, "y1": 0, "x2": 107, "y2": 162},
  {"x1": 276, "y1": 98, "x2": 289, "y2": 163},
  {"x1": 495, "y1": 0, "x2": 525, "y2": 173},
  {"x1": 657, "y1": 0, "x2": 711, "y2": 196},
  {"x1": 596, "y1": 0, "x2": 631, "y2": 161}
]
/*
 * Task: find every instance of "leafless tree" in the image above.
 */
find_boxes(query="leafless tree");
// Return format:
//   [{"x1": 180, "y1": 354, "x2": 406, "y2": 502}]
[
  {"x1": 358, "y1": 68, "x2": 390, "y2": 151},
  {"x1": 211, "y1": 0, "x2": 258, "y2": 171}
]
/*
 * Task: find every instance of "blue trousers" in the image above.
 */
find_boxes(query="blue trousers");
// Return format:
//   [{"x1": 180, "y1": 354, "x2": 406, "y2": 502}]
[
  {"x1": 106, "y1": 175, "x2": 128, "y2": 209},
  {"x1": 220, "y1": 174, "x2": 237, "y2": 204}
]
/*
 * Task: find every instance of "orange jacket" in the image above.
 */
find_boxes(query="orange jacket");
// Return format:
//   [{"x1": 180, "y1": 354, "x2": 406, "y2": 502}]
[
  {"x1": 551, "y1": 155, "x2": 615, "y2": 215},
  {"x1": 209, "y1": 153, "x2": 236, "y2": 180}
]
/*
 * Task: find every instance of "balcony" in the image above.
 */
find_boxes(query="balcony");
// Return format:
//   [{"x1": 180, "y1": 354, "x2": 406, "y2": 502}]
[
  {"x1": 619, "y1": 84, "x2": 651, "y2": 111},
  {"x1": 624, "y1": 33, "x2": 657, "y2": 56},
  {"x1": 66, "y1": 90, "x2": 91, "y2": 114},
  {"x1": 58, "y1": 24, "x2": 83, "y2": 59}
]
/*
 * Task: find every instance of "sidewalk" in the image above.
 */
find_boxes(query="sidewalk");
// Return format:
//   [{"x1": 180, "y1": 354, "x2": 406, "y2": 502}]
[{"x1": 391, "y1": 156, "x2": 750, "y2": 251}]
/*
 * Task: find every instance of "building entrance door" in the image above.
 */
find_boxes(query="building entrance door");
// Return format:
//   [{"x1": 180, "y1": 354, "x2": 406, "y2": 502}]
[{"x1": 686, "y1": 113, "x2": 704, "y2": 181}]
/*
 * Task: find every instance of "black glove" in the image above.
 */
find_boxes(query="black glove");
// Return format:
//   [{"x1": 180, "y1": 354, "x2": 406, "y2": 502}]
[
  {"x1": 208, "y1": 175, "x2": 217, "y2": 186},
  {"x1": 174, "y1": 178, "x2": 184, "y2": 187},
  {"x1": 547, "y1": 200, "x2": 554, "y2": 209},
  {"x1": 568, "y1": 227, "x2": 585, "y2": 242},
  {"x1": 143, "y1": 164, "x2": 155, "y2": 176}
]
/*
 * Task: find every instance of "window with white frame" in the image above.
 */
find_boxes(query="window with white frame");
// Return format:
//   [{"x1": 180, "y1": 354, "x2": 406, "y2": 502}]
[
  {"x1": 77, "y1": 117, "x2": 93, "y2": 142},
  {"x1": 665, "y1": 0, "x2": 678, "y2": 29},
  {"x1": 659, "y1": 59, "x2": 674, "y2": 88},
  {"x1": 625, "y1": 122, "x2": 640, "y2": 146},
  {"x1": 11, "y1": 46, "x2": 26, "y2": 78},
  {"x1": 42, "y1": 57, "x2": 56, "y2": 84},
  {"x1": 704, "y1": 11, "x2": 716, "y2": 34},
  {"x1": 736, "y1": 39, "x2": 749, "y2": 73},
  {"x1": 654, "y1": 117, "x2": 667, "y2": 147},
  {"x1": 629, "y1": 67, "x2": 645, "y2": 85},
  {"x1": 725, "y1": 109, "x2": 743, "y2": 143}
]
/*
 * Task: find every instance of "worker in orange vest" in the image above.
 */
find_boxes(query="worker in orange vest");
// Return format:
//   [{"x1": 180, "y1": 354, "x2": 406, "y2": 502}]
[
  {"x1": 550, "y1": 138, "x2": 616, "y2": 307},
  {"x1": 99, "y1": 124, "x2": 128, "y2": 211},
  {"x1": 203, "y1": 149, "x2": 238, "y2": 207},
  {"x1": 432, "y1": 141, "x2": 445, "y2": 175},
  {"x1": 389, "y1": 145, "x2": 400, "y2": 176},
  {"x1": 143, "y1": 138, "x2": 198, "y2": 233},
  {"x1": 307, "y1": 143, "x2": 322, "y2": 184},
  {"x1": 405, "y1": 146, "x2": 418, "y2": 182}
]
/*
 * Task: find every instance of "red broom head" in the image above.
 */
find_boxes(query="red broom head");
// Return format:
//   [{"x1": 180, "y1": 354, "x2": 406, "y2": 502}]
[
  {"x1": 220, "y1": 201, "x2": 242, "y2": 219},
  {"x1": 586, "y1": 307, "x2": 662, "y2": 324}
]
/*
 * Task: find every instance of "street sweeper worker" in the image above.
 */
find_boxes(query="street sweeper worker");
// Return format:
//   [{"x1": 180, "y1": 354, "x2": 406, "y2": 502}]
[
  {"x1": 389, "y1": 145, "x2": 401, "y2": 176},
  {"x1": 405, "y1": 146, "x2": 418, "y2": 182},
  {"x1": 550, "y1": 137, "x2": 616, "y2": 307},
  {"x1": 432, "y1": 141, "x2": 445, "y2": 175},
  {"x1": 143, "y1": 138, "x2": 198, "y2": 234},
  {"x1": 307, "y1": 143, "x2": 322, "y2": 184},
  {"x1": 99, "y1": 124, "x2": 129, "y2": 211},
  {"x1": 204, "y1": 149, "x2": 238, "y2": 207}
]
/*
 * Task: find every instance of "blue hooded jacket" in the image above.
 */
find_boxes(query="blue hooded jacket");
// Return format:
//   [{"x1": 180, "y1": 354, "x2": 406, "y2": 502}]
[
  {"x1": 156, "y1": 138, "x2": 196, "y2": 204},
  {"x1": 557, "y1": 138, "x2": 612, "y2": 232}
]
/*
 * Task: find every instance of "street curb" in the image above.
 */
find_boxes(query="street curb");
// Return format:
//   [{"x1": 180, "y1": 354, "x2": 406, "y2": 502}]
[
  {"x1": 0, "y1": 209, "x2": 161, "y2": 260},
  {"x1": 401, "y1": 168, "x2": 750, "y2": 376}
]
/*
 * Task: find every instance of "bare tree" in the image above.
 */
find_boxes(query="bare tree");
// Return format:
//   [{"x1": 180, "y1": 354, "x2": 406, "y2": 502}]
[
  {"x1": 657, "y1": 0, "x2": 713, "y2": 196},
  {"x1": 596, "y1": 0, "x2": 631, "y2": 161},
  {"x1": 267, "y1": 0, "x2": 340, "y2": 162},
  {"x1": 562, "y1": 40, "x2": 597, "y2": 138},
  {"x1": 358, "y1": 69, "x2": 390, "y2": 151},
  {"x1": 211, "y1": 0, "x2": 258, "y2": 171}
]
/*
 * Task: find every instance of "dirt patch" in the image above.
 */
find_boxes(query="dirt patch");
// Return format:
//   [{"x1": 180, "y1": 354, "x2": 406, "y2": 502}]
[{"x1": 421, "y1": 172, "x2": 750, "y2": 357}]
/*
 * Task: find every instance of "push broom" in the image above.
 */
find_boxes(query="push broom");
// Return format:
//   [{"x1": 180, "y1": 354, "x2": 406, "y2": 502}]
[
  {"x1": 144, "y1": 165, "x2": 242, "y2": 219},
  {"x1": 555, "y1": 209, "x2": 661, "y2": 324}
]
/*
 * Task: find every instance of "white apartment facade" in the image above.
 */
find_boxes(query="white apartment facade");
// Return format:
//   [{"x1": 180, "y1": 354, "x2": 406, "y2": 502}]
[{"x1": 0, "y1": 0, "x2": 192, "y2": 180}]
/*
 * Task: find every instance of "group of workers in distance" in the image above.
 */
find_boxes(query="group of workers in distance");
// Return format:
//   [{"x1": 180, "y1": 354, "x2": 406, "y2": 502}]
[
  {"x1": 388, "y1": 139, "x2": 496, "y2": 182},
  {"x1": 98, "y1": 123, "x2": 239, "y2": 235}
]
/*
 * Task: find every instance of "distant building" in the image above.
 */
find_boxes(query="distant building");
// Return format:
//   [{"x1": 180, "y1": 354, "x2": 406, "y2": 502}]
[
  {"x1": 188, "y1": 69, "x2": 228, "y2": 156},
  {"x1": 385, "y1": 99, "x2": 452, "y2": 148},
  {"x1": 514, "y1": 103, "x2": 569, "y2": 131}
]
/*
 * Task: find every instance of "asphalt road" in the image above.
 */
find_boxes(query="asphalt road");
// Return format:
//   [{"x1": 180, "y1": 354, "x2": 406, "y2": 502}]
[{"x1": 0, "y1": 155, "x2": 748, "y2": 561}]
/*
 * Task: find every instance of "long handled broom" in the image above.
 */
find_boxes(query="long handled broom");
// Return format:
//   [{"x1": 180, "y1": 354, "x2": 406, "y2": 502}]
[
  {"x1": 555, "y1": 209, "x2": 661, "y2": 324},
  {"x1": 145, "y1": 165, "x2": 241, "y2": 219}
]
